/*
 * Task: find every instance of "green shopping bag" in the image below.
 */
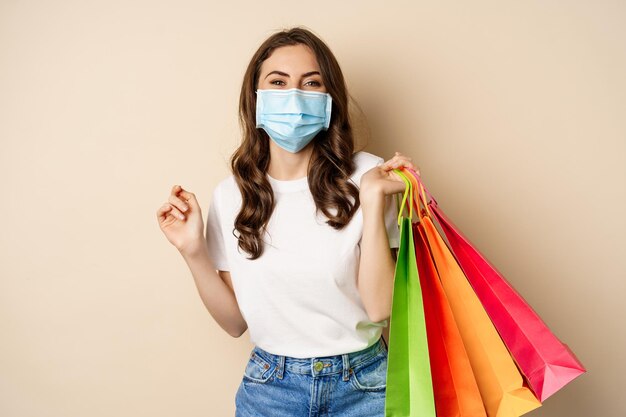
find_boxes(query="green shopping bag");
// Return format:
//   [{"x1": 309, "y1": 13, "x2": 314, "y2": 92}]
[{"x1": 385, "y1": 170, "x2": 436, "y2": 417}]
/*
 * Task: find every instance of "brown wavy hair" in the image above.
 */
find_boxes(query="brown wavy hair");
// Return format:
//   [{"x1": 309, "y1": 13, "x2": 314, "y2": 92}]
[{"x1": 229, "y1": 27, "x2": 361, "y2": 260}]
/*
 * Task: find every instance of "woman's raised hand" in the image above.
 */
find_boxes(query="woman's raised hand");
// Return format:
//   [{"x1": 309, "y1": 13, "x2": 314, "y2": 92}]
[
  {"x1": 361, "y1": 151, "x2": 421, "y2": 197},
  {"x1": 156, "y1": 185, "x2": 205, "y2": 256}
]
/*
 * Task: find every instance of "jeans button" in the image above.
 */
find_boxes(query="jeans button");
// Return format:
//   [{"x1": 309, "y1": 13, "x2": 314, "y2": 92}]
[{"x1": 313, "y1": 361, "x2": 324, "y2": 372}]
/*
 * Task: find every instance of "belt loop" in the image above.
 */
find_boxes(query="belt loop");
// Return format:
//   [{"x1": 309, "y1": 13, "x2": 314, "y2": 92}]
[
  {"x1": 276, "y1": 354, "x2": 285, "y2": 379},
  {"x1": 342, "y1": 353, "x2": 350, "y2": 381}
]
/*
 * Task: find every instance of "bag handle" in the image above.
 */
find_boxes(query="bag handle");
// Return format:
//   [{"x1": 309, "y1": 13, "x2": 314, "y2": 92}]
[
  {"x1": 407, "y1": 167, "x2": 438, "y2": 207},
  {"x1": 400, "y1": 167, "x2": 429, "y2": 220},
  {"x1": 411, "y1": 169, "x2": 432, "y2": 220},
  {"x1": 391, "y1": 166, "x2": 440, "y2": 224},
  {"x1": 393, "y1": 167, "x2": 434, "y2": 221},
  {"x1": 392, "y1": 168, "x2": 413, "y2": 225}
]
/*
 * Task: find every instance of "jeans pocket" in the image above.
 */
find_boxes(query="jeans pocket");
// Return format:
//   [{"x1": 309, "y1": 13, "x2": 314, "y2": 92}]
[
  {"x1": 350, "y1": 353, "x2": 387, "y2": 392},
  {"x1": 242, "y1": 351, "x2": 277, "y2": 384}
]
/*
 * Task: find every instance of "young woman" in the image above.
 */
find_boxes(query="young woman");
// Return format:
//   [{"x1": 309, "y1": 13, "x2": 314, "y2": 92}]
[{"x1": 157, "y1": 27, "x2": 418, "y2": 416}]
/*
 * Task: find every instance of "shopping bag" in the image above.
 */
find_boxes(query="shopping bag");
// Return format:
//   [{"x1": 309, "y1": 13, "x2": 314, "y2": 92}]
[
  {"x1": 385, "y1": 171, "x2": 436, "y2": 417},
  {"x1": 408, "y1": 172, "x2": 542, "y2": 417},
  {"x1": 426, "y1": 185, "x2": 586, "y2": 401},
  {"x1": 414, "y1": 218, "x2": 487, "y2": 417}
]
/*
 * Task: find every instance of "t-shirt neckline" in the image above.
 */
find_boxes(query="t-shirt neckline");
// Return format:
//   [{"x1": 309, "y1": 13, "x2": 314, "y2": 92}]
[{"x1": 266, "y1": 172, "x2": 309, "y2": 193}]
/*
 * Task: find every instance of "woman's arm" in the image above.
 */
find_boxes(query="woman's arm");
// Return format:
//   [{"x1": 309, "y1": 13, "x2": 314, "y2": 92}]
[
  {"x1": 357, "y1": 190, "x2": 397, "y2": 323},
  {"x1": 181, "y1": 242, "x2": 248, "y2": 338},
  {"x1": 357, "y1": 151, "x2": 417, "y2": 322}
]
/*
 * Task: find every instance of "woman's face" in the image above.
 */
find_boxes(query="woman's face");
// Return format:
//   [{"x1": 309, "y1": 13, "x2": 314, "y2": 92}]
[{"x1": 257, "y1": 44, "x2": 327, "y2": 93}]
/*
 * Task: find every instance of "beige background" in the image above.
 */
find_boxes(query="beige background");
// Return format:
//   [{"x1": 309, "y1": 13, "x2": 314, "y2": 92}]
[{"x1": 1, "y1": 1, "x2": 624, "y2": 416}]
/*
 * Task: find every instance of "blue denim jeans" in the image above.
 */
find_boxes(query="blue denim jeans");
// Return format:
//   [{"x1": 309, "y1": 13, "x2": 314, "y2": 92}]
[{"x1": 235, "y1": 336, "x2": 389, "y2": 417}]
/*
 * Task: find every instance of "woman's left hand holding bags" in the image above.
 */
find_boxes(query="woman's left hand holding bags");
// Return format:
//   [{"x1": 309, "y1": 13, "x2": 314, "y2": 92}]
[{"x1": 360, "y1": 151, "x2": 420, "y2": 199}]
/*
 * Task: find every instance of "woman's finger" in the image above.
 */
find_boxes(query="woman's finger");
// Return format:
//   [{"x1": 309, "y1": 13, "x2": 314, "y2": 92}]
[
  {"x1": 395, "y1": 152, "x2": 411, "y2": 159},
  {"x1": 157, "y1": 203, "x2": 184, "y2": 222},
  {"x1": 171, "y1": 184, "x2": 199, "y2": 210},
  {"x1": 157, "y1": 204, "x2": 173, "y2": 222},
  {"x1": 170, "y1": 184, "x2": 182, "y2": 195},
  {"x1": 383, "y1": 158, "x2": 416, "y2": 170},
  {"x1": 160, "y1": 202, "x2": 185, "y2": 221},
  {"x1": 168, "y1": 193, "x2": 189, "y2": 213},
  {"x1": 178, "y1": 188, "x2": 198, "y2": 207},
  {"x1": 170, "y1": 185, "x2": 189, "y2": 206},
  {"x1": 168, "y1": 203, "x2": 186, "y2": 220},
  {"x1": 382, "y1": 153, "x2": 413, "y2": 166},
  {"x1": 394, "y1": 151, "x2": 412, "y2": 161}
]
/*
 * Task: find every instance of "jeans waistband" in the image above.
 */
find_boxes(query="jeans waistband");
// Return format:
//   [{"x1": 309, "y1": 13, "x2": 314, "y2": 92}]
[{"x1": 250, "y1": 336, "x2": 388, "y2": 381}]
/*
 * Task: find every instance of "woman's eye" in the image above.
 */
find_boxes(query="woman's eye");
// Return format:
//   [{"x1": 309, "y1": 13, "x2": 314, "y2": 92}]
[
  {"x1": 270, "y1": 80, "x2": 285, "y2": 86},
  {"x1": 305, "y1": 80, "x2": 321, "y2": 87}
]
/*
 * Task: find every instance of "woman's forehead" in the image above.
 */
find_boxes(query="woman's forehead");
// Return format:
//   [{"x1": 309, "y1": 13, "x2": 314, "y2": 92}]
[{"x1": 260, "y1": 44, "x2": 320, "y2": 76}]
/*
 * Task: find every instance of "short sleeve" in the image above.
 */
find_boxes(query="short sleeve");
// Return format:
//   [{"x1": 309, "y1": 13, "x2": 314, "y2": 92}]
[
  {"x1": 205, "y1": 185, "x2": 230, "y2": 271},
  {"x1": 376, "y1": 157, "x2": 400, "y2": 249}
]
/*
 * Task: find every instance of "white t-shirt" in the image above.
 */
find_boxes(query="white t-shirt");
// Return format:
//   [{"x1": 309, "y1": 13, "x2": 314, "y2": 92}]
[{"x1": 205, "y1": 150, "x2": 400, "y2": 358}]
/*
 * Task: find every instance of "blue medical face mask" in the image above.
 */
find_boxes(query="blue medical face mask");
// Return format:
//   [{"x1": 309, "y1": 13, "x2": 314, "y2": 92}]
[{"x1": 255, "y1": 88, "x2": 332, "y2": 153}]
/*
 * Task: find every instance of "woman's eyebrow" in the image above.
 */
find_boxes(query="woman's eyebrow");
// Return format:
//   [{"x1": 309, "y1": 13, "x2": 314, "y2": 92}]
[
  {"x1": 264, "y1": 70, "x2": 289, "y2": 79},
  {"x1": 264, "y1": 70, "x2": 321, "y2": 79}
]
